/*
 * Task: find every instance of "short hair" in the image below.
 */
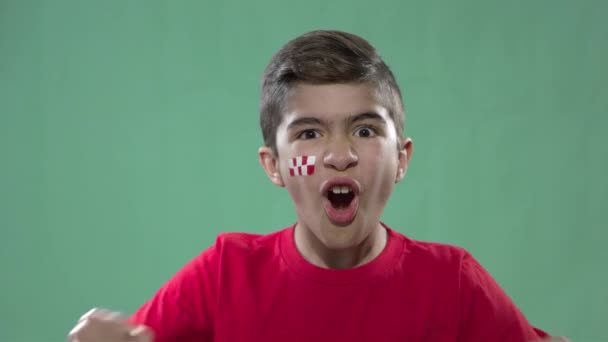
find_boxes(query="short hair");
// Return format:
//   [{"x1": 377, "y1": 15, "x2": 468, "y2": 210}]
[{"x1": 259, "y1": 30, "x2": 405, "y2": 154}]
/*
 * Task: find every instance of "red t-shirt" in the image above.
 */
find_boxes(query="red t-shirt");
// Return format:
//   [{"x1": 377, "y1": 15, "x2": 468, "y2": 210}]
[{"x1": 130, "y1": 224, "x2": 549, "y2": 341}]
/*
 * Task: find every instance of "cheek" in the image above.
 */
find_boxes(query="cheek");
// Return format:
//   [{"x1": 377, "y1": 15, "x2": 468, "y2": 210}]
[
  {"x1": 283, "y1": 176, "x2": 321, "y2": 215},
  {"x1": 361, "y1": 144, "x2": 399, "y2": 196},
  {"x1": 361, "y1": 141, "x2": 399, "y2": 171},
  {"x1": 280, "y1": 157, "x2": 320, "y2": 204}
]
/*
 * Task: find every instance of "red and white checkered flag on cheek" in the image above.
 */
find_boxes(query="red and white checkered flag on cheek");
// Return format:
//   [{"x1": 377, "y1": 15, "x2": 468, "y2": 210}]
[{"x1": 289, "y1": 155, "x2": 316, "y2": 176}]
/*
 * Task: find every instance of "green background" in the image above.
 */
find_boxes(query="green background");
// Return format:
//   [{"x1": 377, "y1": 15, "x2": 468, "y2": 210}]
[{"x1": 1, "y1": 0, "x2": 606, "y2": 341}]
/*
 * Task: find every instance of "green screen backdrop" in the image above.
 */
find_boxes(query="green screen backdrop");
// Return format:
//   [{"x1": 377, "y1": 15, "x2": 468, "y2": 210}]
[{"x1": 1, "y1": 0, "x2": 606, "y2": 341}]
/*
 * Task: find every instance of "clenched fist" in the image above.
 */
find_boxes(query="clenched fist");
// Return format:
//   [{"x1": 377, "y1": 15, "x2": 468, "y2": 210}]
[{"x1": 67, "y1": 308, "x2": 153, "y2": 342}]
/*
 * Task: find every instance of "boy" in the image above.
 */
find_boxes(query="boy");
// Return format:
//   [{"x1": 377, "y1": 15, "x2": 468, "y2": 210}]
[{"x1": 68, "y1": 30, "x2": 565, "y2": 341}]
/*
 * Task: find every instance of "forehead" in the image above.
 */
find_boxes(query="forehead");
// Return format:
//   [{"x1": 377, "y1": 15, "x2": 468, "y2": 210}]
[{"x1": 284, "y1": 83, "x2": 389, "y2": 123}]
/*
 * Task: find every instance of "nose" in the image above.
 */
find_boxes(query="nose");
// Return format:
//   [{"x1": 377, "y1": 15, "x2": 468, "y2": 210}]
[{"x1": 323, "y1": 138, "x2": 358, "y2": 172}]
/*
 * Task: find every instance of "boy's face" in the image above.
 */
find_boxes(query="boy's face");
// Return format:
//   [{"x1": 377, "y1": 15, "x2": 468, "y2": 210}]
[{"x1": 259, "y1": 83, "x2": 412, "y2": 249}]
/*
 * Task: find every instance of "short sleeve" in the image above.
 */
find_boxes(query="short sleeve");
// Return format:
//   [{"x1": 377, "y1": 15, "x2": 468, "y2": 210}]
[
  {"x1": 458, "y1": 251, "x2": 548, "y2": 341},
  {"x1": 128, "y1": 244, "x2": 219, "y2": 342}
]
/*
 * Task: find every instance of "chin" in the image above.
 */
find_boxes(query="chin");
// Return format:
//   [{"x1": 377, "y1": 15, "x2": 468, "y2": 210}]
[{"x1": 318, "y1": 221, "x2": 370, "y2": 249}]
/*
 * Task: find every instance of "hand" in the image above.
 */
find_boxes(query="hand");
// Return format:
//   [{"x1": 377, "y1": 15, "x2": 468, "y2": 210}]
[{"x1": 67, "y1": 308, "x2": 153, "y2": 342}]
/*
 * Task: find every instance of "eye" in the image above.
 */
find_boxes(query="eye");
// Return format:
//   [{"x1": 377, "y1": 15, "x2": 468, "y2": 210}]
[
  {"x1": 297, "y1": 129, "x2": 321, "y2": 140},
  {"x1": 354, "y1": 126, "x2": 377, "y2": 138}
]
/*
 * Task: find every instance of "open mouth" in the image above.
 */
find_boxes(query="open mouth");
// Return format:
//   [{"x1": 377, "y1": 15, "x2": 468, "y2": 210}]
[
  {"x1": 321, "y1": 178, "x2": 361, "y2": 226},
  {"x1": 327, "y1": 185, "x2": 356, "y2": 208}
]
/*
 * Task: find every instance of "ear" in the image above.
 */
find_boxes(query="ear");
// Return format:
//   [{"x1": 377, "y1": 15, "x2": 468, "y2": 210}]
[
  {"x1": 395, "y1": 137, "x2": 413, "y2": 183},
  {"x1": 258, "y1": 146, "x2": 285, "y2": 187}
]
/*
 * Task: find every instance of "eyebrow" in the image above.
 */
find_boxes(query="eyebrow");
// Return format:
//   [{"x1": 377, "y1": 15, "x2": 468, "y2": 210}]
[
  {"x1": 286, "y1": 112, "x2": 386, "y2": 131},
  {"x1": 347, "y1": 112, "x2": 386, "y2": 126},
  {"x1": 286, "y1": 117, "x2": 326, "y2": 131}
]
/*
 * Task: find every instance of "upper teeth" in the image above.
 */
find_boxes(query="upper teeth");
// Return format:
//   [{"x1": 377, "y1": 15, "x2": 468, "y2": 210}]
[{"x1": 331, "y1": 186, "x2": 352, "y2": 194}]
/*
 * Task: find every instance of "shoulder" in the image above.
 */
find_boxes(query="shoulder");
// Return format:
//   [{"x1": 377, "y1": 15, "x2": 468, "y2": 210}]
[
  {"x1": 390, "y1": 231, "x2": 512, "y2": 304},
  {"x1": 393, "y1": 229, "x2": 471, "y2": 268},
  {"x1": 213, "y1": 228, "x2": 285, "y2": 254},
  {"x1": 169, "y1": 227, "x2": 287, "y2": 274},
  {"x1": 185, "y1": 227, "x2": 289, "y2": 271},
  {"x1": 393, "y1": 230, "x2": 506, "y2": 291},
  {"x1": 387, "y1": 228, "x2": 493, "y2": 287},
  {"x1": 161, "y1": 227, "x2": 289, "y2": 293}
]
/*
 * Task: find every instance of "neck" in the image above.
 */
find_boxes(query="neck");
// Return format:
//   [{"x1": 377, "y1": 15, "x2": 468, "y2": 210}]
[{"x1": 294, "y1": 223, "x2": 388, "y2": 269}]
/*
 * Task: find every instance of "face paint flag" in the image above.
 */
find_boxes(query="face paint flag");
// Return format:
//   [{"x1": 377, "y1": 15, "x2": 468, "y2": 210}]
[{"x1": 289, "y1": 155, "x2": 316, "y2": 176}]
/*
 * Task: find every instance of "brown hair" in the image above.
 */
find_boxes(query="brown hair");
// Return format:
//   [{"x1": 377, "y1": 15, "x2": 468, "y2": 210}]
[{"x1": 259, "y1": 30, "x2": 405, "y2": 154}]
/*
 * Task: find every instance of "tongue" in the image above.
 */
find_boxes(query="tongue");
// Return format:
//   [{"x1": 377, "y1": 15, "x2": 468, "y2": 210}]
[{"x1": 324, "y1": 196, "x2": 359, "y2": 225}]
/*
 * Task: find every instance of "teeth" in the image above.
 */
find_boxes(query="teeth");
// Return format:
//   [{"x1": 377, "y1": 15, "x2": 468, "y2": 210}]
[{"x1": 330, "y1": 186, "x2": 352, "y2": 194}]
